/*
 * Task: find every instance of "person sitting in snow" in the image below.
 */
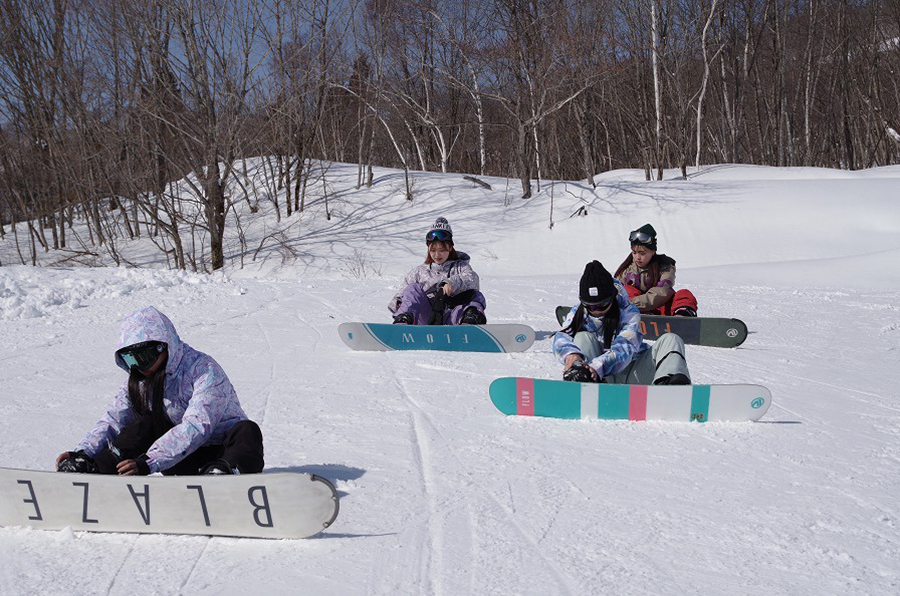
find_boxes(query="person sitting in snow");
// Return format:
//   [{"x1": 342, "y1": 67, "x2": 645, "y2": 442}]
[
  {"x1": 613, "y1": 223, "x2": 698, "y2": 317},
  {"x1": 554, "y1": 261, "x2": 691, "y2": 385},
  {"x1": 55, "y1": 306, "x2": 264, "y2": 476},
  {"x1": 388, "y1": 217, "x2": 487, "y2": 325}
]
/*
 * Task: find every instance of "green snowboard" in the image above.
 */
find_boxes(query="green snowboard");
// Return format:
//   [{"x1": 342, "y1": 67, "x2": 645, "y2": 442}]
[{"x1": 555, "y1": 306, "x2": 748, "y2": 348}]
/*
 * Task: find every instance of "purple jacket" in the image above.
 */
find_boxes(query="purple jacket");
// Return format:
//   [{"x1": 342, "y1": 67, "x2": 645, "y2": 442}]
[
  {"x1": 75, "y1": 307, "x2": 248, "y2": 473},
  {"x1": 388, "y1": 252, "x2": 481, "y2": 313}
]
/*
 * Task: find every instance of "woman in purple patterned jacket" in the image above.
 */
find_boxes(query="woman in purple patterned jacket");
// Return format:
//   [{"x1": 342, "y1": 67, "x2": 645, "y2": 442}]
[
  {"x1": 388, "y1": 217, "x2": 487, "y2": 326},
  {"x1": 55, "y1": 306, "x2": 263, "y2": 476}
]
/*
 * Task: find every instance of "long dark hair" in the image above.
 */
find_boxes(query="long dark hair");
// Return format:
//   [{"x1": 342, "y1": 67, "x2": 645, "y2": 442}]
[
  {"x1": 561, "y1": 300, "x2": 621, "y2": 351},
  {"x1": 128, "y1": 367, "x2": 171, "y2": 436},
  {"x1": 615, "y1": 249, "x2": 660, "y2": 286}
]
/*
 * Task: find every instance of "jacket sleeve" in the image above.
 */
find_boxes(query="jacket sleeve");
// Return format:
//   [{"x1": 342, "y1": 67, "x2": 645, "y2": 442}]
[
  {"x1": 631, "y1": 264, "x2": 676, "y2": 312},
  {"x1": 389, "y1": 267, "x2": 422, "y2": 312},
  {"x1": 588, "y1": 287, "x2": 645, "y2": 377},
  {"x1": 552, "y1": 329, "x2": 583, "y2": 363},
  {"x1": 144, "y1": 362, "x2": 229, "y2": 473},
  {"x1": 75, "y1": 382, "x2": 135, "y2": 457},
  {"x1": 446, "y1": 261, "x2": 480, "y2": 295}
]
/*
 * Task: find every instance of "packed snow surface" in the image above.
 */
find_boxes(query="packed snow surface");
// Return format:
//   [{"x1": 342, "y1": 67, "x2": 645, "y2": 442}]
[{"x1": 1, "y1": 163, "x2": 899, "y2": 594}]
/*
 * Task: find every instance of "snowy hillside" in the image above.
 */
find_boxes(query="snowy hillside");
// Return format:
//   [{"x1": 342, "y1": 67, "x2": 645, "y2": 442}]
[{"x1": 1, "y1": 164, "x2": 899, "y2": 595}]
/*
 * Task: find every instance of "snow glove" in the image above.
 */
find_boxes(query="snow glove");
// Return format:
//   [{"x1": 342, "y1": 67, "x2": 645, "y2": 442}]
[
  {"x1": 425, "y1": 282, "x2": 453, "y2": 325},
  {"x1": 133, "y1": 454, "x2": 151, "y2": 475},
  {"x1": 563, "y1": 360, "x2": 603, "y2": 383}
]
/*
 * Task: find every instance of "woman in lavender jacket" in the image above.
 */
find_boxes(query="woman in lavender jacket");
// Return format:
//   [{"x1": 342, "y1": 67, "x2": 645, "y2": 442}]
[
  {"x1": 388, "y1": 217, "x2": 487, "y2": 325},
  {"x1": 55, "y1": 306, "x2": 263, "y2": 476}
]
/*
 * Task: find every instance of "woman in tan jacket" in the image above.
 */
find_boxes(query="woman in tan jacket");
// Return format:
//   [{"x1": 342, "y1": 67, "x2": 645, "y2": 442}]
[{"x1": 613, "y1": 224, "x2": 698, "y2": 317}]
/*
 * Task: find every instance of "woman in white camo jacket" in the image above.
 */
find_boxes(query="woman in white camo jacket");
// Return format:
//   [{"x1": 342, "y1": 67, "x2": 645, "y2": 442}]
[{"x1": 55, "y1": 306, "x2": 264, "y2": 476}]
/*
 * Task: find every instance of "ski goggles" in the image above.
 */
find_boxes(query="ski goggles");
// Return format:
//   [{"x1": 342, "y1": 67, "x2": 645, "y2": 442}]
[
  {"x1": 426, "y1": 229, "x2": 452, "y2": 244},
  {"x1": 629, "y1": 230, "x2": 655, "y2": 244},
  {"x1": 582, "y1": 295, "x2": 615, "y2": 315},
  {"x1": 116, "y1": 341, "x2": 167, "y2": 373}
]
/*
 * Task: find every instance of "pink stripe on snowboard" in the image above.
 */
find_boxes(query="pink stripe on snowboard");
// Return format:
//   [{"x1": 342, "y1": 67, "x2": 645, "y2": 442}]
[
  {"x1": 516, "y1": 378, "x2": 535, "y2": 416},
  {"x1": 629, "y1": 385, "x2": 647, "y2": 421}
]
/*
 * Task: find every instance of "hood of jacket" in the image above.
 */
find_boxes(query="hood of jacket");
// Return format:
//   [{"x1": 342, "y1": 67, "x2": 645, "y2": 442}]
[{"x1": 115, "y1": 306, "x2": 185, "y2": 374}]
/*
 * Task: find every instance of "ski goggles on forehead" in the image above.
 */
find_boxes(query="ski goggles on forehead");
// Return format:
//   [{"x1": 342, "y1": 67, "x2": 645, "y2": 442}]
[
  {"x1": 117, "y1": 341, "x2": 166, "y2": 373},
  {"x1": 629, "y1": 230, "x2": 654, "y2": 244},
  {"x1": 426, "y1": 229, "x2": 452, "y2": 243},
  {"x1": 582, "y1": 295, "x2": 615, "y2": 314}
]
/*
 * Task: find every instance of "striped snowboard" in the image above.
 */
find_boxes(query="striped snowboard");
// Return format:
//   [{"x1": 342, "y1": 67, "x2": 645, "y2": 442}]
[{"x1": 489, "y1": 378, "x2": 771, "y2": 422}]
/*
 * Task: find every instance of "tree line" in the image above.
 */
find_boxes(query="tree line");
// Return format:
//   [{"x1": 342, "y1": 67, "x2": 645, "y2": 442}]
[{"x1": 1, "y1": 0, "x2": 898, "y2": 270}]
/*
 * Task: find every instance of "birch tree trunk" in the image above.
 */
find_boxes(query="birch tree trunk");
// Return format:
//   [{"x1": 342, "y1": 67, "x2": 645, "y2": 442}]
[
  {"x1": 651, "y1": 0, "x2": 663, "y2": 180},
  {"x1": 696, "y1": 0, "x2": 719, "y2": 170}
]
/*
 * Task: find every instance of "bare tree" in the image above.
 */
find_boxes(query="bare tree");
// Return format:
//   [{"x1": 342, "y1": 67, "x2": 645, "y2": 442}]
[
  {"x1": 166, "y1": 0, "x2": 264, "y2": 270},
  {"x1": 696, "y1": 0, "x2": 722, "y2": 169},
  {"x1": 1, "y1": 0, "x2": 899, "y2": 271}
]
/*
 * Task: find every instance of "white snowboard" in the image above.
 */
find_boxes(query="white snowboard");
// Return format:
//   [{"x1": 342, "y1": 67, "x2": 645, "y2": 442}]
[
  {"x1": 0, "y1": 468, "x2": 339, "y2": 539},
  {"x1": 339, "y1": 322, "x2": 535, "y2": 352}
]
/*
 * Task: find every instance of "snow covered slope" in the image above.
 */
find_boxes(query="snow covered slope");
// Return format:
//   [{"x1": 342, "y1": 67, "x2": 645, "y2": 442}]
[{"x1": 1, "y1": 164, "x2": 898, "y2": 595}]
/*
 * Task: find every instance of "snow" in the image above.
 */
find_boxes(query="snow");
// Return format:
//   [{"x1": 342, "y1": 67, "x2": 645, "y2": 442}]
[
  {"x1": 889, "y1": 127, "x2": 900, "y2": 145},
  {"x1": 1, "y1": 163, "x2": 899, "y2": 594}
]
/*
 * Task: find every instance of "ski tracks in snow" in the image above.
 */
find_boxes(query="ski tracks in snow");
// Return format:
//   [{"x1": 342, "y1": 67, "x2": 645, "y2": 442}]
[
  {"x1": 384, "y1": 370, "x2": 448, "y2": 596},
  {"x1": 176, "y1": 538, "x2": 211, "y2": 593},
  {"x1": 223, "y1": 281, "x2": 332, "y2": 427},
  {"x1": 482, "y1": 481, "x2": 581, "y2": 595},
  {"x1": 251, "y1": 316, "x2": 277, "y2": 428},
  {"x1": 101, "y1": 533, "x2": 211, "y2": 595},
  {"x1": 366, "y1": 357, "x2": 496, "y2": 596},
  {"x1": 103, "y1": 536, "x2": 139, "y2": 594},
  {"x1": 385, "y1": 361, "x2": 584, "y2": 595}
]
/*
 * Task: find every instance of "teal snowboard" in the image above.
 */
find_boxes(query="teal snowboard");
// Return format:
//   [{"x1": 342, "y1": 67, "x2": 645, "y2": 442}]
[
  {"x1": 339, "y1": 322, "x2": 534, "y2": 353},
  {"x1": 490, "y1": 377, "x2": 771, "y2": 422},
  {"x1": 555, "y1": 306, "x2": 747, "y2": 348}
]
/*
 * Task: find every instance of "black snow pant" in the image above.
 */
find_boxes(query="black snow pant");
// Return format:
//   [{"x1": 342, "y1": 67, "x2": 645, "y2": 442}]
[{"x1": 93, "y1": 417, "x2": 265, "y2": 475}]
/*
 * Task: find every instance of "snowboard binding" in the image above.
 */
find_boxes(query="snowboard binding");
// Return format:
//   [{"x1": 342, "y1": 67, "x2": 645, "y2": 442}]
[
  {"x1": 199, "y1": 459, "x2": 240, "y2": 475},
  {"x1": 563, "y1": 360, "x2": 597, "y2": 383},
  {"x1": 57, "y1": 451, "x2": 99, "y2": 474},
  {"x1": 461, "y1": 307, "x2": 486, "y2": 325},
  {"x1": 392, "y1": 312, "x2": 414, "y2": 325}
]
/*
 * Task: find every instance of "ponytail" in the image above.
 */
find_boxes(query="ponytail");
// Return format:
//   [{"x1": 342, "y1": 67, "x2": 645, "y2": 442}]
[{"x1": 127, "y1": 368, "x2": 171, "y2": 437}]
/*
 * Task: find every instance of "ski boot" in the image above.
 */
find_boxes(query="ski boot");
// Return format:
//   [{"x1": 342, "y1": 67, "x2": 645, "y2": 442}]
[
  {"x1": 654, "y1": 373, "x2": 691, "y2": 385},
  {"x1": 460, "y1": 307, "x2": 486, "y2": 325},
  {"x1": 393, "y1": 312, "x2": 414, "y2": 325}
]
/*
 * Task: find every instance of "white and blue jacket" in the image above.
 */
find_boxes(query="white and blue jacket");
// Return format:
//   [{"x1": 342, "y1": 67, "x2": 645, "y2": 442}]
[{"x1": 552, "y1": 280, "x2": 649, "y2": 378}]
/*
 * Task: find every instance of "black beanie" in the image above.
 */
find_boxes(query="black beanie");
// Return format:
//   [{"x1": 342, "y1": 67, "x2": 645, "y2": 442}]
[
  {"x1": 579, "y1": 261, "x2": 616, "y2": 304},
  {"x1": 630, "y1": 223, "x2": 657, "y2": 251}
]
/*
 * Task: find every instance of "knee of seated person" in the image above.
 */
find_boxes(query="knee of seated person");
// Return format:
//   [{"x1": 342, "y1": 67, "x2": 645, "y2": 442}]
[
  {"x1": 405, "y1": 284, "x2": 427, "y2": 298},
  {"x1": 230, "y1": 420, "x2": 263, "y2": 440},
  {"x1": 573, "y1": 332, "x2": 602, "y2": 360},
  {"x1": 657, "y1": 332, "x2": 685, "y2": 348},
  {"x1": 573, "y1": 331, "x2": 594, "y2": 348}
]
